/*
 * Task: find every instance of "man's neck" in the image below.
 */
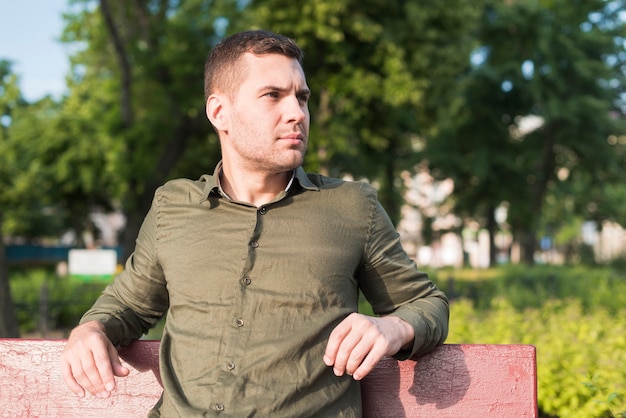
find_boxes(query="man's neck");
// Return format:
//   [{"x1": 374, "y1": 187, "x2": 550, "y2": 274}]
[{"x1": 219, "y1": 164, "x2": 294, "y2": 207}]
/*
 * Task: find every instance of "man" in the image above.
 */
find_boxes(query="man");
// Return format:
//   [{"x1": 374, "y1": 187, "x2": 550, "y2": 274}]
[{"x1": 61, "y1": 30, "x2": 449, "y2": 417}]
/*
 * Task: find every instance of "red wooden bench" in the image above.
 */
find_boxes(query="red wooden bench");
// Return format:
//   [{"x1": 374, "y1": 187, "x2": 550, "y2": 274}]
[{"x1": 0, "y1": 339, "x2": 537, "y2": 417}]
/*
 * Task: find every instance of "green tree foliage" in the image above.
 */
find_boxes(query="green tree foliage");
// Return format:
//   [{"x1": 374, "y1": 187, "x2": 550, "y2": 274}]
[
  {"x1": 426, "y1": 0, "x2": 626, "y2": 264},
  {"x1": 0, "y1": 60, "x2": 22, "y2": 336},
  {"x1": 61, "y1": 0, "x2": 221, "y2": 259},
  {"x1": 1, "y1": 61, "x2": 85, "y2": 335},
  {"x1": 1, "y1": 67, "x2": 109, "y2": 245}
]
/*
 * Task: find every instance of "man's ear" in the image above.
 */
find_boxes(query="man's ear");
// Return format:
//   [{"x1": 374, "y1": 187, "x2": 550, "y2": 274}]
[{"x1": 206, "y1": 94, "x2": 228, "y2": 131}]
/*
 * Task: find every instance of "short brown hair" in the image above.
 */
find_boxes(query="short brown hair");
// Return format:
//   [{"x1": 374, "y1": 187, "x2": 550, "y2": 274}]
[{"x1": 204, "y1": 30, "x2": 304, "y2": 100}]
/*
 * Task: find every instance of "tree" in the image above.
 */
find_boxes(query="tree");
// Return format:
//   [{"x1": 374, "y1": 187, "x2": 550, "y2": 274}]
[
  {"x1": 0, "y1": 60, "x2": 23, "y2": 337},
  {"x1": 425, "y1": 57, "x2": 526, "y2": 266},
  {"x1": 61, "y1": 0, "x2": 221, "y2": 260},
  {"x1": 426, "y1": 0, "x2": 626, "y2": 265},
  {"x1": 0, "y1": 61, "x2": 87, "y2": 335},
  {"x1": 509, "y1": 0, "x2": 625, "y2": 264}
]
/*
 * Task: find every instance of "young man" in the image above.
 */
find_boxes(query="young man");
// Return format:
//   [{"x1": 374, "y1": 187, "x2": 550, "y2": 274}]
[{"x1": 60, "y1": 30, "x2": 449, "y2": 417}]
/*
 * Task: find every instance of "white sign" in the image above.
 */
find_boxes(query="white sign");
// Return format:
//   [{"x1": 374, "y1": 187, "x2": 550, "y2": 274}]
[{"x1": 68, "y1": 249, "x2": 117, "y2": 276}]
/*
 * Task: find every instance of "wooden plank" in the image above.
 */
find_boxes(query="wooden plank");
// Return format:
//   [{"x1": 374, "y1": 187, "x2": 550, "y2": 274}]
[
  {"x1": 361, "y1": 344, "x2": 538, "y2": 417},
  {"x1": 0, "y1": 339, "x2": 162, "y2": 418},
  {"x1": 0, "y1": 340, "x2": 537, "y2": 417}
]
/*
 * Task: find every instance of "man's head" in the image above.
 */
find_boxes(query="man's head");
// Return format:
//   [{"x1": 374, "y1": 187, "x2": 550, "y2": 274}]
[
  {"x1": 204, "y1": 30, "x2": 304, "y2": 100},
  {"x1": 205, "y1": 30, "x2": 310, "y2": 175}
]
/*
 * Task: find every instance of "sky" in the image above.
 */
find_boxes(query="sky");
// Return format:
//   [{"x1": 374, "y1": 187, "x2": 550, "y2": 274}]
[{"x1": 0, "y1": 0, "x2": 70, "y2": 102}]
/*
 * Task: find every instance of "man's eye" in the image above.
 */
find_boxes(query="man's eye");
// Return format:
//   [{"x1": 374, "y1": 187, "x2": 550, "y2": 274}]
[{"x1": 264, "y1": 92, "x2": 279, "y2": 98}]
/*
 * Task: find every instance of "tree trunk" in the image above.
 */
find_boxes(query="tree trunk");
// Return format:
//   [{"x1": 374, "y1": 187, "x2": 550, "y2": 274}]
[
  {"x1": 379, "y1": 155, "x2": 401, "y2": 226},
  {"x1": 121, "y1": 206, "x2": 145, "y2": 263},
  {"x1": 100, "y1": 0, "x2": 133, "y2": 127},
  {"x1": 519, "y1": 127, "x2": 558, "y2": 265},
  {"x1": 100, "y1": 0, "x2": 205, "y2": 262},
  {"x1": 486, "y1": 204, "x2": 497, "y2": 267},
  {"x1": 519, "y1": 231, "x2": 536, "y2": 265},
  {"x1": 0, "y1": 211, "x2": 20, "y2": 337}
]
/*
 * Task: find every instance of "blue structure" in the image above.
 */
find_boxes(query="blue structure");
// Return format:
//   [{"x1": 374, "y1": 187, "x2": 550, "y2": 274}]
[{"x1": 5, "y1": 244, "x2": 121, "y2": 265}]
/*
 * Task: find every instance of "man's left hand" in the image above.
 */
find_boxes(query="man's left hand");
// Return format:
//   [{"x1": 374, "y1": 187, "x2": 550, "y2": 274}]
[{"x1": 323, "y1": 313, "x2": 414, "y2": 380}]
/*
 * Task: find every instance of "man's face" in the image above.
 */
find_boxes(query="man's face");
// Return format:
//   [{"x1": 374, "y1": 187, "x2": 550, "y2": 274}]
[{"x1": 221, "y1": 52, "x2": 311, "y2": 174}]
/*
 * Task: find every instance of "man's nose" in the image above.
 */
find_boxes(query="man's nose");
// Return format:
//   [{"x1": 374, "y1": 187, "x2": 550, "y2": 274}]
[{"x1": 284, "y1": 96, "x2": 307, "y2": 124}]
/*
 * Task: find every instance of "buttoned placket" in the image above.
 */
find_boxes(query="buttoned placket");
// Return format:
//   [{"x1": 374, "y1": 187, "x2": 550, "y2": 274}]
[
  {"x1": 217, "y1": 203, "x2": 270, "y2": 412},
  {"x1": 236, "y1": 205, "x2": 268, "y2": 330},
  {"x1": 212, "y1": 202, "x2": 266, "y2": 413}
]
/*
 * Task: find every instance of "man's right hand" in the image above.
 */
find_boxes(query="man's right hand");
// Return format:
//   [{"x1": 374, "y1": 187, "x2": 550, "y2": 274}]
[{"x1": 60, "y1": 320, "x2": 130, "y2": 398}]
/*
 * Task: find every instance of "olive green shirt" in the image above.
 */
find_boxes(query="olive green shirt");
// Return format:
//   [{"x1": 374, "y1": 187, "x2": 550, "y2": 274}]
[{"x1": 81, "y1": 163, "x2": 449, "y2": 417}]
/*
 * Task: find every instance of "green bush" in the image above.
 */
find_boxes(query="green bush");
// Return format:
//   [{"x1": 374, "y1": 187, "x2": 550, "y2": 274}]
[
  {"x1": 431, "y1": 264, "x2": 626, "y2": 314},
  {"x1": 9, "y1": 268, "x2": 108, "y2": 335}
]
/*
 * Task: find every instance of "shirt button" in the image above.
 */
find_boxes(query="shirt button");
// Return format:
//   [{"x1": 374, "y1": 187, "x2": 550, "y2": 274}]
[
  {"x1": 227, "y1": 361, "x2": 235, "y2": 370},
  {"x1": 243, "y1": 276, "x2": 252, "y2": 285},
  {"x1": 258, "y1": 206, "x2": 267, "y2": 215},
  {"x1": 250, "y1": 241, "x2": 259, "y2": 248},
  {"x1": 236, "y1": 318, "x2": 244, "y2": 327},
  {"x1": 214, "y1": 403, "x2": 224, "y2": 411}
]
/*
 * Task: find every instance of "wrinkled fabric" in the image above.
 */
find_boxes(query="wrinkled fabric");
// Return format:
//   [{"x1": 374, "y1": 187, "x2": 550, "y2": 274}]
[{"x1": 81, "y1": 163, "x2": 449, "y2": 417}]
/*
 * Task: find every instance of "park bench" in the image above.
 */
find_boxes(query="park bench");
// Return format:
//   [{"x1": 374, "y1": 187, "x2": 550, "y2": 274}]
[{"x1": 0, "y1": 339, "x2": 537, "y2": 417}]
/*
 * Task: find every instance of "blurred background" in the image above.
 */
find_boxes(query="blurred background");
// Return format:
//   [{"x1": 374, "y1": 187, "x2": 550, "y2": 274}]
[{"x1": 1, "y1": 1, "x2": 625, "y2": 416}]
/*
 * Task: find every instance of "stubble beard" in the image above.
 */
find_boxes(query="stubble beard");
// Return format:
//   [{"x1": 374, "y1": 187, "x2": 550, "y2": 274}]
[
  {"x1": 264, "y1": 144, "x2": 306, "y2": 173},
  {"x1": 234, "y1": 136, "x2": 307, "y2": 175}
]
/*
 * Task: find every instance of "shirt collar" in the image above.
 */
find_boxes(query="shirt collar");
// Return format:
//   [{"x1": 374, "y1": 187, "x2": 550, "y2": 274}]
[
  {"x1": 293, "y1": 166, "x2": 320, "y2": 192},
  {"x1": 198, "y1": 161, "x2": 319, "y2": 203},
  {"x1": 198, "y1": 163, "x2": 222, "y2": 203}
]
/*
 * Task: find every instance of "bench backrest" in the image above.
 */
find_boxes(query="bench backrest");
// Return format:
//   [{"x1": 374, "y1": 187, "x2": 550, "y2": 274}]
[{"x1": 0, "y1": 339, "x2": 537, "y2": 417}]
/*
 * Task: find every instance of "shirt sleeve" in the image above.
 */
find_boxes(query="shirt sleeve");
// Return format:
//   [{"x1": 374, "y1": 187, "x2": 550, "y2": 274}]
[
  {"x1": 79, "y1": 193, "x2": 169, "y2": 347},
  {"x1": 357, "y1": 188, "x2": 449, "y2": 359}
]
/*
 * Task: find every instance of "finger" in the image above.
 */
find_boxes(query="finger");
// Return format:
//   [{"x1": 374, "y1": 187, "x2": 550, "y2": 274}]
[
  {"x1": 323, "y1": 318, "x2": 352, "y2": 367},
  {"x1": 64, "y1": 352, "x2": 97, "y2": 396},
  {"x1": 94, "y1": 345, "x2": 117, "y2": 394},
  {"x1": 331, "y1": 329, "x2": 363, "y2": 377},
  {"x1": 60, "y1": 358, "x2": 85, "y2": 397},
  {"x1": 77, "y1": 347, "x2": 114, "y2": 397},
  {"x1": 344, "y1": 337, "x2": 373, "y2": 376},
  {"x1": 76, "y1": 355, "x2": 104, "y2": 396},
  {"x1": 109, "y1": 344, "x2": 130, "y2": 378},
  {"x1": 352, "y1": 339, "x2": 389, "y2": 381}
]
